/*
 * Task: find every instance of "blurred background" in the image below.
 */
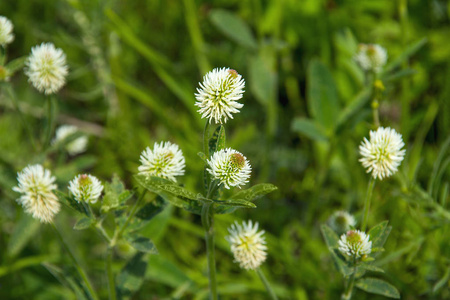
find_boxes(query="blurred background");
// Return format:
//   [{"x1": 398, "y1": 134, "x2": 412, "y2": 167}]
[{"x1": 0, "y1": 0, "x2": 449, "y2": 299}]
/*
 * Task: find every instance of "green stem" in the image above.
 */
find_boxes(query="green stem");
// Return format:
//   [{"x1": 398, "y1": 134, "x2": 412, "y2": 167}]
[
  {"x1": 201, "y1": 202, "x2": 218, "y2": 300},
  {"x1": 44, "y1": 95, "x2": 57, "y2": 149},
  {"x1": 371, "y1": 98, "x2": 380, "y2": 128},
  {"x1": 106, "y1": 248, "x2": 117, "y2": 300},
  {"x1": 112, "y1": 189, "x2": 147, "y2": 246},
  {"x1": 203, "y1": 121, "x2": 211, "y2": 158},
  {"x1": 361, "y1": 178, "x2": 376, "y2": 232},
  {"x1": 341, "y1": 259, "x2": 357, "y2": 300},
  {"x1": 52, "y1": 224, "x2": 99, "y2": 300},
  {"x1": 257, "y1": 268, "x2": 278, "y2": 300}
]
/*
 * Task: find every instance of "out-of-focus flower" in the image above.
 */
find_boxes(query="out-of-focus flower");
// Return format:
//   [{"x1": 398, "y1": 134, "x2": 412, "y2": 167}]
[
  {"x1": 68, "y1": 174, "x2": 103, "y2": 204},
  {"x1": 354, "y1": 44, "x2": 387, "y2": 73},
  {"x1": 13, "y1": 164, "x2": 60, "y2": 223},
  {"x1": 226, "y1": 220, "x2": 267, "y2": 270},
  {"x1": 359, "y1": 127, "x2": 406, "y2": 180},
  {"x1": 0, "y1": 16, "x2": 14, "y2": 46},
  {"x1": 25, "y1": 43, "x2": 68, "y2": 94},
  {"x1": 328, "y1": 211, "x2": 356, "y2": 233},
  {"x1": 138, "y1": 141, "x2": 185, "y2": 182},
  {"x1": 195, "y1": 67, "x2": 245, "y2": 124},
  {"x1": 207, "y1": 148, "x2": 251, "y2": 189},
  {"x1": 338, "y1": 230, "x2": 372, "y2": 258},
  {"x1": 53, "y1": 125, "x2": 88, "y2": 156}
]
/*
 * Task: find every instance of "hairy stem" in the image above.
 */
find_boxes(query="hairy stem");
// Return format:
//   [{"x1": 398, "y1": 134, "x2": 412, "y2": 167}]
[
  {"x1": 201, "y1": 202, "x2": 218, "y2": 300},
  {"x1": 52, "y1": 224, "x2": 98, "y2": 300},
  {"x1": 257, "y1": 268, "x2": 278, "y2": 300},
  {"x1": 361, "y1": 177, "x2": 376, "y2": 232}
]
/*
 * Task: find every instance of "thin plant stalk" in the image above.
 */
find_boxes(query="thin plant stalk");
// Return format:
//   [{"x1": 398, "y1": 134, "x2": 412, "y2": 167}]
[
  {"x1": 257, "y1": 268, "x2": 278, "y2": 300},
  {"x1": 201, "y1": 202, "x2": 218, "y2": 300},
  {"x1": 341, "y1": 258, "x2": 357, "y2": 300},
  {"x1": 361, "y1": 178, "x2": 376, "y2": 232},
  {"x1": 106, "y1": 248, "x2": 116, "y2": 300},
  {"x1": 52, "y1": 224, "x2": 99, "y2": 300},
  {"x1": 44, "y1": 95, "x2": 57, "y2": 149}
]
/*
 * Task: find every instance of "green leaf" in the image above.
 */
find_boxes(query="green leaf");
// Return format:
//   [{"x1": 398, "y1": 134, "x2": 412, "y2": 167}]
[
  {"x1": 124, "y1": 197, "x2": 166, "y2": 233},
  {"x1": 7, "y1": 214, "x2": 40, "y2": 258},
  {"x1": 383, "y1": 37, "x2": 427, "y2": 73},
  {"x1": 383, "y1": 68, "x2": 417, "y2": 82},
  {"x1": 368, "y1": 221, "x2": 392, "y2": 249},
  {"x1": 209, "y1": 125, "x2": 226, "y2": 154},
  {"x1": 358, "y1": 264, "x2": 385, "y2": 273},
  {"x1": 102, "y1": 174, "x2": 132, "y2": 212},
  {"x1": 336, "y1": 87, "x2": 372, "y2": 133},
  {"x1": 125, "y1": 235, "x2": 158, "y2": 254},
  {"x1": 56, "y1": 190, "x2": 87, "y2": 215},
  {"x1": 229, "y1": 183, "x2": 278, "y2": 202},
  {"x1": 355, "y1": 277, "x2": 400, "y2": 298},
  {"x1": 73, "y1": 217, "x2": 94, "y2": 230},
  {"x1": 209, "y1": 9, "x2": 258, "y2": 50},
  {"x1": 117, "y1": 252, "x2": 148, "y2": 300},
  {"x1": 197, "y1": 152, "x2": 207, "y2": 163},
  {"x1": 307, "y1": 59, "x2": 340, "y2": 130},
  {"x1": 5, "y1": 56, "x2": 27, "y2": 75},
  {"x1": 42, "y1": 262, "x2": 90, "y2": 300},
  {"x1": 291, "y1": 118, "x2": 329, "y2": 141},
  {"x1": 213, "y1": 198, "x2": 257, "y2": 208},
  {"x1": 320, "y1": 224, "x2": 352, "y2": 276},
  {"x1": 249, "y1": 54, "x2": 277, "y2": 107}
]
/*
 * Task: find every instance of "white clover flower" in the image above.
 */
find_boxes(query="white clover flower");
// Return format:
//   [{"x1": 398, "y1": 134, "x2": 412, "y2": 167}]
[
  {"x1": 0, "y1": 16, "x2": 14, "y2": 46},
  {"x1": 359, "y1": 127, "x2": 406, "y2": 180},
  {"x1": 68, "y1": 174, "x2": 103, "y2": 204},
  {"x1": 12, "y1": 164, "x2": 60, "y2": 223},
  {"x1": 226, "y1": 220, "x2": 267, "y2": 270},
  {"x1": 338, "y1": 230, "x2": 372, "y2": 258},
  {"x1": 207, "y1": 148, "x2": 251, "y2": 189},
  {"x1": 52, "y1": 125, "x2": 88, "y2": 156},
  {"x1": 138, "y1": 141, "x2": 185, "y2": 182},
  {"x1": 25, "y1": 42, "x2": 68, "y2": 95},
  {"x1": 354, "y1": 44, "x2": 387, "y2": 73},
  {"x1": 328, "y1": 211, "x2": 356, "y2": 233},
  {"x1": 195, "y1": 67, "x2": 245, "y2": 124}
]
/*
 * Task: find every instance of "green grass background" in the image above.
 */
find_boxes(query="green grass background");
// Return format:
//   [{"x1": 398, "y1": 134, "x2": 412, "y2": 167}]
[{"x1": 0, "y1": 0, "x2": 449, "y2": 299}]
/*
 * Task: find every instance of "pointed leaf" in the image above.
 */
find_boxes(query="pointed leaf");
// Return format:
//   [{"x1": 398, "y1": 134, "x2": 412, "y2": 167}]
[
  {"x1": 125, "y1": 235, "x2": 158, "y2": 254},
  {"x1": 321, "y1": 224, "x2": 353, "y2": 276},
  {"x1": 213, "y1": 198, "x2": 257, "y2": 208},
  {"x1": 117, "y1": 252, "x2": 148, "y2": 300},
  {"x1": 56, "y1": 190, "x2": 87, "y2": 215},
  {"x1": 209, "y1": 125, "x2": 226, "y2": 154},
  {"x1": 102, "y1": 174, "x2": 131, "y2": 212},
  {"x1": 197, "y1": 152, "x2": 207, "y2": 163},
  {"x1": 355, "y1": 277, "x2": 400, "y2": 298},
  {"x1": 358, "y1": 264, "x2": 385, "y2": 273},
  {"x1": 383, "y1": 37, "x2": 427, "y2": 73},
  {"x1": 7, "y1": 214, "x2": 40, "y2": 258},
  {"x1": 368, "y1": 221, "x2": 392, "y2": 249},
  {"x1": 228, "y1": 183, "x2": 278, "y2": 202},
  {"x1": 291, "y1": 118, "x2": 329, "y2": 141},
  {"x1": 73, "y1": 217, "x2": 94, "y2": 230}
]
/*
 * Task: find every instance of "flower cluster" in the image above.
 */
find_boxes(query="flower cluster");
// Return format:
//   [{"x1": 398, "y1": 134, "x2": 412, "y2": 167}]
[
  {"x1": 226, "y1": 220, "x2": 267, "y2": 270},
  {"x1": 207, "y1": 148, "x2": 251, "y2": 189},
  {"x1": 0, "y1": 16, "x2": 14, "y2": 46},
  {"x1": 359, "y1": 127, "x2": 406, "y2": 180},
  {"x1": 195, "y1": 67, "x2": 245, "y2": 124},
  {"x1": 25, "y1": 42, "x2": 68, "y2": 95},
  {"x1": 53, "y1": 125, "x2": 88, "y2": 155},
  {"x1": 354, "y1": 43, "x2": 387, "y2": 73},
  {"x1": 338, "y1": 230, "x2": 372, "y2": 258},
  {"x1": 328, "y1": 211, "x2": 356, "y2": 234},
  {"x1": 68, "y1": 174, "x2": 103, "y2": 204},
  {"x1": 13, "y1": 164, "x2": 60, "y2": 223},
  {"x1": 138, "y1": 141, "x2": 186, "y2": 182}
]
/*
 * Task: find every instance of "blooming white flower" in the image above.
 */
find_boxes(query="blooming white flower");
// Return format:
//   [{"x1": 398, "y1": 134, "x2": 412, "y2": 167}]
[
  {"x1": 328, "y1": 210, "x2": 356, "y2": 233},
  {"x1": 338, "y1": 230, "x2": 372, "y2": 258},
  {"x1": 226, "y1": 220, "x2": 267, "y2": 270},
  {"x1": 12, "y1": 164, "x2": 60, "y2": 223},
  {"x1": 207, "y1": 148, "x2": 251, "y2": 189},
  {"x1": 0, "y1": 16, "x2": 14, "y2": 46},
  {"x1": 25, "y1": 42, "x2": 68, "y2": 94},
  {"x1": 354, "y1": 44, "x2": 387, "y2": 73},
  {"x1": 195, "y1": 67, "x2": 245, "y2": 124},
  {"x1": 68, "y1": 174, "x2": 103, "y2": 204},
  {"x1": 138, "y1": 141, "x2": 185, "y2": 182},
  {"x1": 359, "y1": 127, "x2": 406, "y2": 180},
  {"x1": 53, "y1": 125, "x2": 88, "y2": 156}
]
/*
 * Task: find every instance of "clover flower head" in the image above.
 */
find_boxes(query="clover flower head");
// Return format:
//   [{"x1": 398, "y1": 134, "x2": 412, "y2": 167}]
[
  {"x1": 338, "y1": 230, "x2": 372, "y2": 258},
  {"x1": 53, "y1": 125, "x2": 88, "y2": 155},
  {"x1": 138, "y1": 141, "x2": 185, "y2": 182},
  {"x1": 195, "y1": 67, "x2": 245, "y2": 124},
  {"x1": 68, "y1": 174, "x2": 103, "y2": 204},
  {"x1": 0, "y1": 16, "x2": 14, "y2": 46},
  {"x1": 207, "y1": 148, "x2": 251, "y2": 189},
  {"x1": 226, "y1": 220, "x2": 267, "y2": 270},
  {"x1": 354, "y1": 44, "x2": 387, "y2": 73},
  {"x1": 25, "y1": 42, "x2": 68, "y2": 94},
  {"x1": 12, "y1": 164, "x2": 60, "y2": 223},
  {"x1": 328, "y1": 210, "x2": 356, "y2": 233},
  {"x1": 359, "y1": 127, "x2": 406, "y2": 180}
]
